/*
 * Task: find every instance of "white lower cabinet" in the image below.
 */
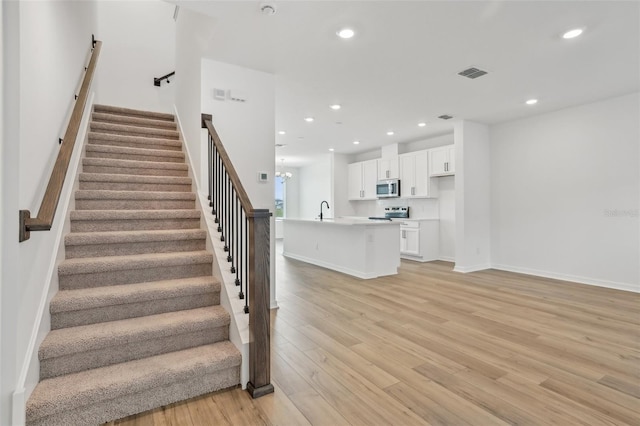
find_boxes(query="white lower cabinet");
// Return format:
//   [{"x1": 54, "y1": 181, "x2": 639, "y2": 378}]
[{"x1": 399, "y1": 220, "x2": 439, "y2": 262}]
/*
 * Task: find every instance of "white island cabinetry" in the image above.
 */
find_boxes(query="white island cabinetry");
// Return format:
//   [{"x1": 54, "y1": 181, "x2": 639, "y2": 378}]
[{"x1": 283, "y1": 218, "x2": 400, "y2": 279}]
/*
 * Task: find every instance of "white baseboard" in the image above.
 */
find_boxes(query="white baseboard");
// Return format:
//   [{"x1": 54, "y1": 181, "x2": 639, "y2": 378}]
[
  {"x1": 438, "y1": 256, "x2": 455, "y2": 262},
  {"x1": 283, "y1": 251, "x2": 397, "y2": 279},
  {"x1": 453, "y1": 263, "x2": 491, "y2": 273},
  {"x1": 491, "y1": 263, "x2": 640, "y2": 293}
]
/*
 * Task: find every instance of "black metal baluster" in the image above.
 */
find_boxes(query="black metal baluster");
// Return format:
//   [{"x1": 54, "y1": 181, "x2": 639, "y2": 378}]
[
  {"x1": 207, "y1": 134, "x2": 212, "y2": 206},
  {"x1": 211, "y1": 144, "x2": 216, "y2": 215},
  {"x1": 236, "y1": 206, "x2": 242, "y2": 287},
  {"x1": 243, "y1": 216, "x2": 249, "y2": 313},
  {"x1": 232, "y1": 195, "x2": 239, "y2": 276},
  {"x1": 228, "y1": 184, "x2": 234, "y2": 264},
  {"x1": 215, "y1": 154, "x2": 220, "y2": 227}
]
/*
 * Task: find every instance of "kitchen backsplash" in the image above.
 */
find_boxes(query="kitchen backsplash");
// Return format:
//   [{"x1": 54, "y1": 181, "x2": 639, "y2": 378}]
[{"x1": 352, "y1": 198, "x2": 439, "y2": 218}]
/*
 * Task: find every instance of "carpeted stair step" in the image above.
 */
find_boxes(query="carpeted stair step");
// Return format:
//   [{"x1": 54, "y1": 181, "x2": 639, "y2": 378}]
[
  {"x1": 39, "y1": 306, "x2": 231, "y2": 379},
  {"x1": 92, "y1": 112, "x2": 177, "y2": 130},
  {"x1": 58, "y1": 251, "x2": 213, "y2": 290},
  {"x1": 82, "y1": 157, "x2": 188, "y2": 177},
  {"x1": 94, "y1": 104, "x2": 175, "y2": 122},
  {"x1": 88, "y1": 132, "x2": 182, "y2": 151},
  {"x1": 69, "y1": 209, "x2": 201, "y2": 232},
  {"x1": 79, "y1": 173, "x2": 192, "y2": 192},
  {"x1": 85, "y1": 144, "x2": 185, "y2": 163},
  {"x1": 75, "y1": 189, "x2": 195, "y2": 210},
  {"x1": 65, "y1": 229, "x2": 206, "y2": 258},
  {"x1": 91, "y1": 121, "x2": 179, "y2": 140},
  {"x1": 50, "y1": 276, "x2": 220, "y2": 329},
  {"x1": 26, "y1": 341, "x2": 241, "y2": 426}
]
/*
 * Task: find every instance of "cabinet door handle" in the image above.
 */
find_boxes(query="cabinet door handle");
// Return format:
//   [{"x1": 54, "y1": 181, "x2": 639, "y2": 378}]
[
  {"x1": 411, "y1": 187, "x2": 415, "y2": 195},
  {"x1": 445, "y1": 162, "x2": 448, "y2": 172},
  {"x1": 386, "y1": 170, "x2": 389, "y2": 178},
  {"x1": 401, "y1": 230, "x2": 406, "y2": 238}
]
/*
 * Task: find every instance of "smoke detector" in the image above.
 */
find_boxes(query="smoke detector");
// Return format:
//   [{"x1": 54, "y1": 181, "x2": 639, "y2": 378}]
[{"x1": 260, "y1": 3, "x2": 276, "y2": 15}]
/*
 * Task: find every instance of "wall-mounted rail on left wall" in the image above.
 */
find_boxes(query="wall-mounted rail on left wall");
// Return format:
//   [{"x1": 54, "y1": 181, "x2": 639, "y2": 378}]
[
  {"x1": 19, "y1": 35, "x2": 102, "y2": 242},
  {"x1": 154, "y1": 71, "x2": 175, "y2": 87}
]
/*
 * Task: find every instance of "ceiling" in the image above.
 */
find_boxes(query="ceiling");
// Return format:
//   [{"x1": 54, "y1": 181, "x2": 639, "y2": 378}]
[{"x1": 175, "y1": 1, "x2": 640, "y2": 167}]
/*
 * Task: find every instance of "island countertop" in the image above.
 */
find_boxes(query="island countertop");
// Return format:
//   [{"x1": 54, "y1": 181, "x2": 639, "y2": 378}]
[{"x1": 283, "y1": 217, "x2": 399, "y2": 226}]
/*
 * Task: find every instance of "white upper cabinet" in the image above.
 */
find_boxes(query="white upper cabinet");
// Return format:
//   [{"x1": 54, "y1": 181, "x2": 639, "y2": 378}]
[
  {"x1": 377, "y1": 156, "x2": 399, "y2": 180},
  {"x1": 429, "y1": 145, "x2": 455, "y2": 176},
  {"x1": 399, "y1": 150, "x2": 436, "y2": 198},
  {"x1": 348, "y1": 160, "x2": 378, "y2": 200}
]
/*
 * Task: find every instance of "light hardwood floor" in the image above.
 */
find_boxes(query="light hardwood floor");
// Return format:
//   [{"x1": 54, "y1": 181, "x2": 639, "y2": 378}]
[{"x1": 108, "y1": 247, "x2": 640, "y2": 425}]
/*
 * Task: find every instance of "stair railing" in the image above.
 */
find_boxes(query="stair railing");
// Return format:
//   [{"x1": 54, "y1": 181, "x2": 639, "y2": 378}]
[
  {"x1": 19, "y1": 35, "x2": 102, "y2": 242},
  {"x1": 201, "y1": 114, "x2": 274, "y2": 398},
  {"x1": 153, "y1": 71, "x2": 175, "y2": 87}
]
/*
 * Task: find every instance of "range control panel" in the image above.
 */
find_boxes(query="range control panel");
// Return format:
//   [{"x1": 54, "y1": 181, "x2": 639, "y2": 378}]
[{"x1": 384, "y1": 207, "x2": 409, "y2": 219}]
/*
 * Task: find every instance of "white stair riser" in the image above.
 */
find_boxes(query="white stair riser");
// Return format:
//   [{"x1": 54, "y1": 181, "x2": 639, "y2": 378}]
[
  {"x1": 40, "y1": 327, "x2": 229, "y2": 379},
  {"x1": 88, "y1": 137, "x2": 182, "y2": 151},
  {"x1": 51, "y1": 292, "x2": 220, "y2": 329},
  {"x1": 91, "y1": 124, "x2": 179, "y2": 140},
  {"x1": 93, "y1": 105, "x2": 176, "y2": 122}
]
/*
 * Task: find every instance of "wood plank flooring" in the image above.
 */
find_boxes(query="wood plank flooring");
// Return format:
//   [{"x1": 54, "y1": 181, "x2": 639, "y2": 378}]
[{"x1": 107, "y1": 246, "x2": 640, "y2": 425}]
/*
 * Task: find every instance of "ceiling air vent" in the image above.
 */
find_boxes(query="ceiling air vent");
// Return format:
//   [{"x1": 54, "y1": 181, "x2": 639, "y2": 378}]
[
  {"x1": 438, "y1": 114, "x2": 453, "y2": 120},
  {"x1": 458, "y1": 67, "x2": 488, "y2": 79}
]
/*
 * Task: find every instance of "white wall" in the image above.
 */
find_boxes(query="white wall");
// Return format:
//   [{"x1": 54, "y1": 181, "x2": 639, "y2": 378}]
[
  {"x1": 491, "y1": 93, "x2": 639, "y2": 291},
  {"x1": 332, "y1": 154, "x2": 356, "y2": 218},
  {"x1": 95, "y1": 0, "x2": 175, "y2": 113},
  {"x1": 1, "y1": 2, "x2": 98, "y2": 424},
  {"x1": 298, "y1": 154, "x2": 333, "y2": 219},
  {"x1": 200, "y1": 59, "x2": 275, "y2": 210},
  {"x1": 1, "y1": 3, "x2": 20, "y2": 424},
  {"x1": 454, "y1": 121, "x2": 492, "y2": 272},
  {"x1": 437, "y1": 176, "x2": 456, "y2": 261},
  {"x1": 174, "y1": 8, "x2": 213, "y2": 189}
]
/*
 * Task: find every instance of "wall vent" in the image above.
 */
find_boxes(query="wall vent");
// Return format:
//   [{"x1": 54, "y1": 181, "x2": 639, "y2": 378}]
[
  {"x1": 458, "y1": 67, "x2": 488, "y2": 79},
  {"x1": 438, "y1": 114, "x2": 453, "y2": 120}
]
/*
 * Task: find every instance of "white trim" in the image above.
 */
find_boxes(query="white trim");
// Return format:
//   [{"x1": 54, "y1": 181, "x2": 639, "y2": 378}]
[
  {"x1": 283, "y1": 252, "x2": 395, "y2": 280},
  {"x1": 11, "y1": 388, "x2": 25, "y2": 426},
  {"x1": 453, "y1": 263, "x2": 491, "y2": 273},
  {"x1": 438, "y1": 256, "x2": 455, "y2": 262},
  {"x1": 491, "y1": 263, "x2": 640, "y2": 293},
  {"x1": 174, "y1": 105, "x2": 250, "y2": 388}
]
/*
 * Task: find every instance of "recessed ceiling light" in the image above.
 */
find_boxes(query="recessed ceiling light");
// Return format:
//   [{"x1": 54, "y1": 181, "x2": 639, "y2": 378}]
[
  {"x1": 562, "y1": 28, "x2": 583, "y2": 39},
  {"x1": 337, "y1": 28, "x2": 355, "y2": 39},
  {"x1": 304, "y1": 117, "x2": 314, "y2": 122},
  {"x1": 329, "y1": 148, "x2": 335, "y2": 152},
  {"x1": 526, "y1": 99, "x2": 538, "y2": 105},
  {"x1": 278, "y1": 130, "x2": 286, "y2": 135},
  {"x1": 353, "y1": 140, "x2": 360, "y2": 145},
  {"x1": 418, "y1": 122, "x2": 426, "y2": 127},
  {"x1": 330, "y1": 104, "x2": 341, "y2": 110},
  {"x1": 387, "y1": 131, "x2": 394, "y2": 136}
]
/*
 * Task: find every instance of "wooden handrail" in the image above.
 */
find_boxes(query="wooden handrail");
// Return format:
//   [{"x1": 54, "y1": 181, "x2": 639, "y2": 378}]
[
  {"x1": 19, "y1": 37, "x2": 102, "y2": 242},
  {"x1": 201, "y1": 114, "x2": 254, "y2": 213}
]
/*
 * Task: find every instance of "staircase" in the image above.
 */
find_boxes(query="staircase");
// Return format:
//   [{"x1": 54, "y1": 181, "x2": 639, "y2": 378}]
[{"x1": 26, "y1": 105, "x2": 241, "y2": 426}]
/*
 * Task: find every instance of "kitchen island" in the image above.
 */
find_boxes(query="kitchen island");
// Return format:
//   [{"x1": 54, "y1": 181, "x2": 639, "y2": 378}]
[{"x1": 282, "y1": 218, "x2": 400, "y2": 279}]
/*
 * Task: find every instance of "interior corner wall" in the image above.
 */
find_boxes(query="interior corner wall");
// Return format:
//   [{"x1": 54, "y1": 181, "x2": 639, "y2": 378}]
[
  {"x1": 298, "y1": 155, "x2": 333, "y2": 219},
  {"x1": 95, "y1": 0, "x2": 175, "y2": 113},
  {"x1": 332, "y1": 153, "x2": 356, "y2": 218},
  {"x1": 1, "y1": 2, "x2": 20, "y2": 424},
  {"x1": 174, "y1": 8, "x2": 213, "y2": 189},
  {"x1": 200, "y1": 59, "x2": 275, "y2": 210},
  {"x1": 454, "y1": 120, "x2": 491, "y2": 272},
  {"x1": 490, "y1": 92, "x2": 640, "y2": 291}
]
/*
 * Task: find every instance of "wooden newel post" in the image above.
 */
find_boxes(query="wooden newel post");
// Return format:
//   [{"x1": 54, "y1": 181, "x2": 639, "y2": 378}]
[{"x1": 247, "y1": 209, "x2": 274, "y2": 398}]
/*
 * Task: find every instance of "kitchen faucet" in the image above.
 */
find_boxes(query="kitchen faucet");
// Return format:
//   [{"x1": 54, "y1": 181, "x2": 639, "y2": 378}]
[{"x1": 320, "y1": 200, "x2": 330, "y2": 221}]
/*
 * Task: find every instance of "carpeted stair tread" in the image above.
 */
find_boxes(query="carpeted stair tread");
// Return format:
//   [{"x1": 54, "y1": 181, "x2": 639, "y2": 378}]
[
  {"x1": 85, "y1": 144, "x2": 185, "y2": 162},
  {"x1": 75, "y1": 189, "x2": 195, "y2": 201},
  {"x1": 70, "y1": 209, "x2": 200, "y2": 221},
  {"x1": 69, "y1": 209, "x2": 201, "y2": 232},
  {"x1": 65, "y1": 229, "x2": 205, "y2": 246},
  {"x1": 58, "y1": 251, "x2": 213, "y2": 276},
  {"x1": 88, "y1": 132, "x2": 182, "y2": 151},
  {"x1": 75, "y1": 189, "x2": 196, "y2": 210},
  {"x1": 91, "y1": 122, "x2": 179, "y2": 140},
  {"x1": 79, "y1": 172, "x2": 191, "y2": 186},
  {"x1": 92, "y1": 112, "x2": 177, "y2": 130},
  {"x1": 27, "y1": 341, "x2": 241, "y2": 423},
  {"x1": 40, "y1": 306, "x2": 230, "y2": 360},
  {"x1": 94, "y1": 104, "x2": 175, "y2": 122},
  {"x1": 50, "y1": 276, "x2": 219, "y2": 315},
  {"x1": 82, "y1": 157, "x2": 188, "y2": 177}
]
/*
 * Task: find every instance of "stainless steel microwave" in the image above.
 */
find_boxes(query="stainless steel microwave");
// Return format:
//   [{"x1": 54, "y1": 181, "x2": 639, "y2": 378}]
[{"x1": 376, "y1": 179, "x2": 400, "y2": 198}]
